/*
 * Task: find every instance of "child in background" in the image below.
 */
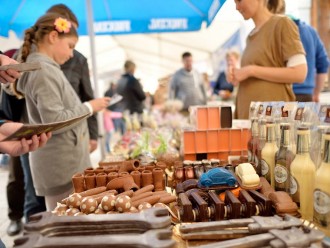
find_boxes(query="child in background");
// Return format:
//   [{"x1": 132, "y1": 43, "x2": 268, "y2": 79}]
[
  {"x1": 103, "y1": 110, "x2": 123, "y2": 153},
  {"x1": 16, "y1": 13, "x2": 110, "y2": 210}
]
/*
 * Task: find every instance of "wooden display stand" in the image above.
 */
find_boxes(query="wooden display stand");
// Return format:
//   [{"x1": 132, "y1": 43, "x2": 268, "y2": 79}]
[{"x1": 183, "y1": 105, "x2": 250, "y2": 160}]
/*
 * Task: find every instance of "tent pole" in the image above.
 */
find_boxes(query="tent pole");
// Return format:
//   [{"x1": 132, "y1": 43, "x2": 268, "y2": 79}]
[{"x1": 86, "y1": 0, "x2": 106, "y2": 160}]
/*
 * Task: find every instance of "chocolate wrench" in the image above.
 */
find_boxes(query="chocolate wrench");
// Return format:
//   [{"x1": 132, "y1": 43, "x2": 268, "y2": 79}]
[
  {"x1": 14, "y1": 229, "x2": 175, "y2": 248},
  {"x1": 179, "y1": 214, "x2": 302, "y2": 240},
  {"x1": 25, "y1": 208, "x2": 171, "y2": 236}
]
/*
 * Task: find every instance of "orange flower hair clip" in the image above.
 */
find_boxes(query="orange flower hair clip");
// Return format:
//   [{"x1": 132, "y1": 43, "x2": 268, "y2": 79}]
[{"x1": 54, "y1": 17, "x2": 72, "y2": 33}]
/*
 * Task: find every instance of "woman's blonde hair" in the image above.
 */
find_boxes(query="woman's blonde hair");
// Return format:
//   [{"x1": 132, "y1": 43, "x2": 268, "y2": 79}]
[
  {"x1": 226, "y1": 48, "x2": 240, "y2": 60},
  {"x1": 20, "y1": 12, "x2": 77, "y2": 62}
]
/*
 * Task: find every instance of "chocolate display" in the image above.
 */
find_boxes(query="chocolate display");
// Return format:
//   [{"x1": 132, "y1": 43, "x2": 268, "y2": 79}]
[{"x1": 14, "y1": 209, "x2": 174, "y2": 248}]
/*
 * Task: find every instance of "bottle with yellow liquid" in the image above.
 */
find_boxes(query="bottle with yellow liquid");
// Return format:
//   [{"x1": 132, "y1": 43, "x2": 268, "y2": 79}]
[
  {"x1": 290, "y1": 126, "x2": 315, "y2": 221},
  {"x1": 314, "y1": 131, "x2": 330, "y2": 236},
  {"x1": 261, "y1": 122, "x2": 278, "y2": 188}
]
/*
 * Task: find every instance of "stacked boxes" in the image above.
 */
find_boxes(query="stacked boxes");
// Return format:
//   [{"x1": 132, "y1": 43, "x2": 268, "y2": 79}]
[{"x1": 183, "y1": 106, "x2": 250, "y2": 160}]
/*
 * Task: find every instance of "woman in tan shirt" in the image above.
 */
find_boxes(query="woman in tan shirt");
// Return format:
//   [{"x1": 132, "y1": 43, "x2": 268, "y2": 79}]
[{"x1": 230, "y1": 0, "x2": 307, "y2": 119}]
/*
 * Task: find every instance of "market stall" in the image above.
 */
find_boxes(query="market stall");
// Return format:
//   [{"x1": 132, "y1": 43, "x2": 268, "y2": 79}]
[{"x1": 11, "y1": 101, "x2": 330, "y2": 247}]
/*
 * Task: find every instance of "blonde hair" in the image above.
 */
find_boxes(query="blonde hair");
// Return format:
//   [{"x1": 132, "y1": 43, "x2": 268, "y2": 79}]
[
  {"x1": 226, "y1": 48, "x2": 240, "y2": 60},
  {"x1": 21, "y1": 13, "x2": 77, "y2": 62}
]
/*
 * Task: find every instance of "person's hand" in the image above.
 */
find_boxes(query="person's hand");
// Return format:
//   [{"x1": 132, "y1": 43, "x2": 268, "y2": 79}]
[
  {"x1": 231, "y1": 65, "x2": 254, "y2": 85},
  {"x1": 313, "y1": 94, "x2": 320, "y2": 103},
  {"x1": 89, "y1": 97, "x2": 111, "y2": 113},
  {"x1": 0, "y1": 54, "x2": 21, "y2": 84},
  {"x1": 0, "y1": 122, "x2": 52, "y2": 156},
  {"x1": 89, "y1": 139, "x2": 98, "y2": 153},
  {"x1": 226, "y1": 65, "x2": 234, "y2": 84}
]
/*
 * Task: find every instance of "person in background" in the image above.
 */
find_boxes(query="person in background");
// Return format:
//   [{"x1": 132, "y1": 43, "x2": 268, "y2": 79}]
[
  {"x1": 116, "y1": 60, "x2": 146, "y2": 115},
  {"x1": 213, "y1": 48, "x2": 240, "y2": 100},
  {"x1": 103, "y1": 109, "x2": 122, "y2": 153},
  {"x1": 104, "y1": 82, "x2": 125, "y2": 135},
  {"x1": 144, "y1": 91, "x2": 155, "y2": 111},
  {"x1": 2, "y1": 49, "x2": 47, "y2": 237},
  {"x1": 0, "y1": 49, "x2": 51, "y2": 248},
  {"x1": 168, "y1": 52, "x2": 207, "y2": 113},
  {"x1": 230, "y1": 0, "x2": 307, "y2": 119},
  {"x1": 46, "y1": 4, "x2": 99, "y2": 153},
  {"x1": 277, "y1": 1, "x2": 329, "y2": 102},
  {"x1": 16, "y1": 13, "x2": 110, "y2": 210}
]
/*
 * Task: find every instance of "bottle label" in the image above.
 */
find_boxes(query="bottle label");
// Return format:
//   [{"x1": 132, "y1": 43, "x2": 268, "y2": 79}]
[
  {"x1": 261, "y1": 159, "x2": 269, "y2": 176},
  {"x1": 290, "y1": 176, "x2": 298, "y2": 195},
  {"x1": 274, "y1": 164, "x2": 288, "y2": 183},
  {"x1": 314, "y1": 189, "x2": 330, "y2": 228},
  {"x1": 314, "y1": 190, "x2": 330, "y2": 215}
]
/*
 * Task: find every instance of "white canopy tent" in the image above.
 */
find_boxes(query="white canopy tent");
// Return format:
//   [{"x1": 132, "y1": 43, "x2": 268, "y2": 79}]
[
  {"x1": 0, "y1": 0, "x2": 304, "y2": 95},
  {"x1": 0, "y1": 0, "x2": 251, "y2": 95},
  {"x1": 75, "y1": 0, "x2": 251, "y2": 94}
]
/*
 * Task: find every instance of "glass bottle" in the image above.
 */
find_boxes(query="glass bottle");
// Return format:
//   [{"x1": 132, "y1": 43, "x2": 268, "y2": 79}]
[
  {"x1": 274, "y1": 123, "x2": 295, "y2": 192},
  {"x1": 315, "y1": 125, "x2": 330, "y2": 169},
  {"x1": 248, "y1": 117, "x2": 260, "y2": 175},
  {"x1": 256, "y1": 119, "x2": 267, "y2": 176},
  {"x1": 290, "y1": 126, "x2": 315, "y2": 221},
  {"x1": 314, "y1": 132, "x2": 330, "y2": 236},
  {"x1": 261, "y1": 122, "x2": 278, "y2": 188}
]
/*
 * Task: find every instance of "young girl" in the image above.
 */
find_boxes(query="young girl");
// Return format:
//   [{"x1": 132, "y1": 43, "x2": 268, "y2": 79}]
[
  {"x1": 16, "y1": 13, "x2": 110, "y2": 210},
  {"x1": 230, "y1": 0, "x2": 307, "y2": 119}
]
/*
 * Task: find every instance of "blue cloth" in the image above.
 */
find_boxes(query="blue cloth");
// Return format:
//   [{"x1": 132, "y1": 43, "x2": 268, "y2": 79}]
[
  {"x1": 292, "y1": 19, "x2": 329, "y2": 95},
  {"x1": 213, "y1": 71, "x2": 234, "y2": 94},
  {"x1": 20, "y1": 153, "x2": 46, "y2": 221}
]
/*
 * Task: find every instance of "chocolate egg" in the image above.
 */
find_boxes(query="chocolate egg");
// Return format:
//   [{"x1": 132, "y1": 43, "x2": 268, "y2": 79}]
[
  {"x1": 138, "y1": 202, "x2": 152, "y2": 211},
  {"x1": 115, "y1": 195, "x2": 132, "y2": 213},
  {"x1": 65, "y1": 208, "x2": 80, "y2": 216},
  {"x1": 66, "y1": 193, "x2": 82, "y2": 208},
  {"x1": 100, "y1": 195, "x2": 116, "y2": 212},
  {"x1": 52, "y1": 203, "x2": 68, "y2": 216},
  {"x1": 80, "y1": 197, "x2": 98, "y2": 214}
]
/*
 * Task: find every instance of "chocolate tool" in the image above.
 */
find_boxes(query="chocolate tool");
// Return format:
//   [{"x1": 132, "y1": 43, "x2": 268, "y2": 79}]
[
  {"x1": 14, "y1": 229, "x2": 175, "y2": 248},
  {"x1": 179, "y1": 214, "x2": 302, "y2": 240},
  {"x1": 196, "y1": 226, "x2": 324, "y2": 248},
  {"x1": 26, "y1": 208, "x2": 171, "y2": 235},
  {"x1": 0, "y1": 62, "x2": 41, "y2": 72}
]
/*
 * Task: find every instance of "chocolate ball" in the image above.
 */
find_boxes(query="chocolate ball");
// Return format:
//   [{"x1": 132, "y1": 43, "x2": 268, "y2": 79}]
[
  {"x1": 52, "y1": 203, "x2": 68, "y2": 216},
  {"x1": 80, "y1": 197, "x2": 98, "y2": 214},
  {"x1": 66, "y1": 193, "x2": 82, "y2": 208},
  {"x1": 65, "y1": 208, "x2": 80, "y2": 216},
  {"x1": 138, "y1": 202, "x2": 152, "y2": 211},
  {"x1": 100, "y1": 195, "x2": 117, "y2": 212},
  {"x1": 129, "y1": 206, "x2": 139, "y2": 213},
  {"x1": 115, "y1": 195, "x2": 132, "y2": 213}
]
